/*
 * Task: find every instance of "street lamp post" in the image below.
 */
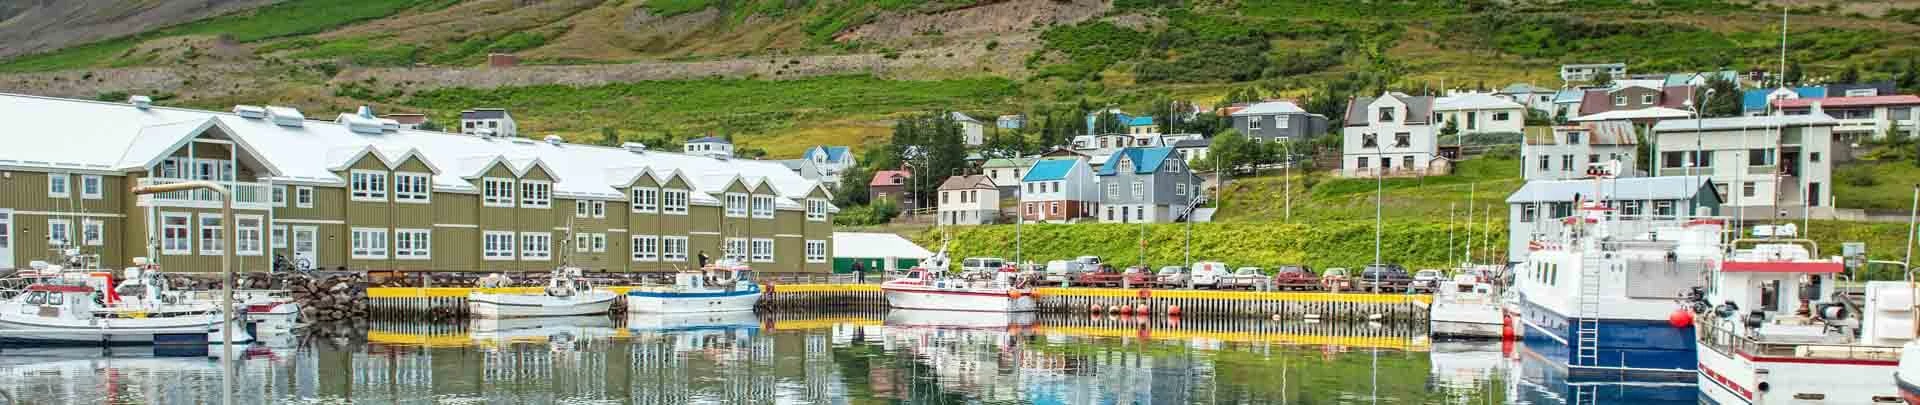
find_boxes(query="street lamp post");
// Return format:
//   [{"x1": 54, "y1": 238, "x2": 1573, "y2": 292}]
[
  {"x1": 1280, "y1": 140, "x2": 1293, "y2": 222},
  {"x1": 130, "y1": 181, "x2": 235, "y2": 405}
]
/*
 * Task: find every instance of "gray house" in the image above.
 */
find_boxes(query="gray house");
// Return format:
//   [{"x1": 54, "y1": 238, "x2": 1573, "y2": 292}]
[
  {"x1": 1228, "y1": 101, "x2": 1329, "y2": 142},
  {"x1": 1504, "y1": 176, "x2": 1721, "y2": 262},
  {"x1": 1096, "y1": 147, "x2": 1204, "y2": 224}
]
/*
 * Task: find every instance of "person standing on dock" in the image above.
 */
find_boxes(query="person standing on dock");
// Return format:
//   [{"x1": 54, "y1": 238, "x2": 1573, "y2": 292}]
[
  {"x1": 853, "y1": 261, "x2": 867, "y2": 284},
  {"x1": 698, "y1": 251, "x2": 710, "y2": 268}
]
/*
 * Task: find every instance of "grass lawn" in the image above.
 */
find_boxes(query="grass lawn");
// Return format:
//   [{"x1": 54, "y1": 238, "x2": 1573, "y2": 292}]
[
  {"x1": 1834, "y1": 160, "x2": 1920, "y2": 212},
  {"x1": 1215, "y1": 157, "x2": 1523, "y2": 223},
  {"x1": 0, "y1": 0, "x2": 449, "y2": 72}
]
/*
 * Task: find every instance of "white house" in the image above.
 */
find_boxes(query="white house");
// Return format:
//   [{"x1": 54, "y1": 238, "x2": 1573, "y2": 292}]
[
  {"x1": 1560, "y1": 63, "x2": 1627, "y2": 83},
  {"x1": 800, "y1": 146, "x2": 856, "y2": 186},
  {"x1": 1019, "y1": 157, "x2": 1101, "y2": 222},
  {"x1": 684, "y1": 136, "x2": 734, "y2": 159},
  {"x1": 1433, "y1": 92, "x2": 1528, "y2": 135},
  {"x1": 951, "y1": 112, "x2": 985, "y2": 146},
  {"x1": 1341, "y1": 92, "x2": 1441, "y2": 178},
  {"x1": 1495, "y1": 83, "x2": 1558, "y2": 114},
  {"x1": 459, "y1": 108, "x2": 516, "y2": 138},
  {"x1": 1650, "y1": 113, "x2": 1838, "y2": 220},
  {"x1": 937, "y1": 175, "x2": 1000, "y2": 225},
  {"x1": 1774, "y1": 96, "x2": 1920, "y2": 141},
  {"x1": 1523, "y1": 120, "x2": 1641, "y2": 181}
]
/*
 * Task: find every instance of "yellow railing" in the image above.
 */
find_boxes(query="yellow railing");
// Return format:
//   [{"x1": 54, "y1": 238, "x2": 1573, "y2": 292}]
[
  {"x1": 764, "y1": 316, "x2": 884, "y2": 330},
  {"x1": 767, "y1": 284, "x2": 881, "y2": 294},
  {"x1": 1037, "y1": 325, "x2": 1429, "y2": 351},
  {"x1": 1036, "y1": 287, "x2": 1434, "y2": 304},
  {"x1": 367, "y1": 286, "x2": 643, "y2": 298}
]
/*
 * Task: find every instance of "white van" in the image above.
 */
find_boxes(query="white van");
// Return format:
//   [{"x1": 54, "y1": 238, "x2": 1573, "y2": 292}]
[
  {"x1": 1189, "y1": 261, "x2": 1231, "y2": 288},
  {"x1": 960, "y1": 257, "x2": 1007, "y2": 273},
  {"x1": 1043, "y1": 260, "x2": 1088, "y2": 284}
]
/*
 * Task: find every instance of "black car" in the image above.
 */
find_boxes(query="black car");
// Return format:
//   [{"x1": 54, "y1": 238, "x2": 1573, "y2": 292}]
[{"x1": 1355, "y1": 263, "x2": 1412, "y2": 292}]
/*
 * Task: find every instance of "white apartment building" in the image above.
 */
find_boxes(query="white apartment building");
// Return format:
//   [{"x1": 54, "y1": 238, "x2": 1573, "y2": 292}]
[
  {"x1": 1650, "y1": 114, "x2": 1838, "y2": 219},
  {"x1": 1560, "y1": 63, "x2": 1627, "y2": 83},
  {"x1": 936, "y1": 175, "x2": 1000, "y2": 225},
  {"x1": 459, "y1": 108, "x2": 516, "y2": 138},
  {"x1": 1522, "y1": 121, "x2": 1640, "y2": 181},
  {"x1": 1433, "y1": 92, "x2": 1528, "y2": 135},
  {"x1": 1341, "y1": 92, "x2": 1441, "y2": 178}
]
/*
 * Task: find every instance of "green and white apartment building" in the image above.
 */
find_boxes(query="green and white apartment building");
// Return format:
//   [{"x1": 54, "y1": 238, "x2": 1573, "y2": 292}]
[{"x1": 0, "y1": 93, "x2": 838, "y2": 274}]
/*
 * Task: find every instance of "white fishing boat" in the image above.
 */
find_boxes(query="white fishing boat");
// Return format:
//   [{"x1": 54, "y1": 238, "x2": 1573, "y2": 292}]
[
  {"x1": 625, "y1": 260, "x2": 761, "y2": 314},
  {"x1": 1899, "y1": 340, "x2": 1920, "y2": 405},
  {"x1": 469, "y1": 315, "x2": 620, "y2": 345},
  {"x1": 1695, "y1": 237, "x2": 1911, "y2": 404},
  {"x1": 0, "y1": 260, "x2": 248, "y2": 346},
  {"x1": 468, "y1": 267, "x2": 616, "y2": 318},
  {"x1": 1430, "y1": 273, "x2": 1505, "y2": 339},
  {"x1": 881, "y1": 246, "x2": 1036, "y2": 313},
  {"x1": 1511, "y1": 189, "x2": 1725, "y2": 379},
  {"x1": 885, "y1": 308, "x2": 1037, "y2": 329}
]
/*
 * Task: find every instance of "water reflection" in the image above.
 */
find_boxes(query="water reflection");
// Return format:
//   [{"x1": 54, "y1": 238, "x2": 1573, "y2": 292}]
[{"x1": 0, "y1": 310, "x2": 1701, "y2": 404}]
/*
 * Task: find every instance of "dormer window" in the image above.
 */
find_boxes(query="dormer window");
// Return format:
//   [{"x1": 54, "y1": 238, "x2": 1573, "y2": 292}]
[
  {"x1": 349, "y1": 170, "x2": 388, "y2": 201},
  {"x1": 1377, "y1": 107, "x2": 1395, "y2": 123}
]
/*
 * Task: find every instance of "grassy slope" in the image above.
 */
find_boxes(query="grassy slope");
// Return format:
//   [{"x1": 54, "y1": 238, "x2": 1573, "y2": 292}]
[
  {"x1": 0, "y1": 0, "x2": 456, "y2": 73},
  {"x1": 1834, "y1": 160, "x2": 1920, "y2": 211}
]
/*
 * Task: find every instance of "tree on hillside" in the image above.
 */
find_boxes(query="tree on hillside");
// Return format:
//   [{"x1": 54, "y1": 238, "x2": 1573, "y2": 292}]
[
  {"x1": 1591, "y1": 71, "x2": 1614, "y2": 87},
  {"x1": 981, "y1": 126, "x2": 1029, "y2": 158},
  {"x1": 599, "y1": 127, "x2": 620, "y2": 146},
  {"x1": 1181, "y1": 110, "x2": 1224, "y2": 136},
  {"x1": 888, "y1": 111, "x2": 970, "y2": 211},
  {"x1": 1197, "y1": 129, "x2": 1254, "y2": 173},
  {"x1": 1225, "y1": 87, "x2": 1263, "y2": 104},
  {"x1": 1785, "y1": 61, "x2": 1804, "y2": 86},
  {"x1": 836, "y1": 162, "x2": 874, "y2": 207},
  {"x1": 1091, "y1": 110, "x2": 1127, "y2": 135},
  {"x1": 1839, "y1": 66, "x2": 1861, "y2": 84},
  {"x1": 1439, "y1": 117, "x2": 1460, "y2": 141}
]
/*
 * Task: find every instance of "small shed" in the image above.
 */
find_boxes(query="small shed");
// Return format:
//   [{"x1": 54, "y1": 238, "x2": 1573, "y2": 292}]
[{"x1": 832, "y1": 232, "x2": 934, "y2": 274}]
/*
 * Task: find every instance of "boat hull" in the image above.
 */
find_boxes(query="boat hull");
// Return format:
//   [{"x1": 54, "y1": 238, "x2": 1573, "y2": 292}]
[
  {"x1": 1516, "y1": 297, "x2": 1696, "y2": 379},
  {"x1": 1900, "y1": 372, "x2": 1920, "y2": 405},
  {"x1": 468, "y1": 291, "x2": 617, "y2": 318},
  {"x1": 1430, "y1": 300, "x2": 1503, "y2": 339},
  {"x1": 625, "y1": 287, "x2": 761, "y2": 314},
  {"x1": 0, "y1": 314, "x2": 245, "y2": 345},
  {"x1": 1697, "y1": 341, "x2": 1899, "y2": 405},
  {"x1": 882, "y1": 286, "x2": 1036, "y2": 313},
  {"x1": 885, "y1": 308, "x2": 1036, "y2": 329}
]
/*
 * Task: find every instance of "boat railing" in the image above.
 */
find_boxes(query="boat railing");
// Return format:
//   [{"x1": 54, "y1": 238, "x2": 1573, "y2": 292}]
[
  {"x1": 1526, "y1": 214, "x2": 1731, "y2": 247},
  {"x1": 1696, "y1": 318, "x2": 1900, "y2": 363}
]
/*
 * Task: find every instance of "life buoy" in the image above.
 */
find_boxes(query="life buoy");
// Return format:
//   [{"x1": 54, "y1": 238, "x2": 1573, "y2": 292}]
[
  {"x1": 1008, "y1": 290, "x2": 1024, "y2": 300},
  {"x1": 1137, "y1": 289, "x2": 1152, "y2": 299}
]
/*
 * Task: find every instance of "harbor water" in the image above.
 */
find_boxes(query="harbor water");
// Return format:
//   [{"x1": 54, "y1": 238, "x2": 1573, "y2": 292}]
[{"x1": 0, "y1": 311, "x2": 1698, "y2": 404}]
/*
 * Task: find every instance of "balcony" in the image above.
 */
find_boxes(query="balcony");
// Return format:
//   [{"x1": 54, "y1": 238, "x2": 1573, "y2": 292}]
[{"x1": 137, "y1": 178, "x2": 274, "y2": 210}]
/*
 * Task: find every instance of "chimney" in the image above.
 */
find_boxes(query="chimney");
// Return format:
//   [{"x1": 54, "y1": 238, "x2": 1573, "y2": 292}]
[
  {"x1": 128, "y1": 95, "x2": 152, "y2": 110},
  {"x1": 233, "y1": 105, "x2": 267, "y2": 119}
]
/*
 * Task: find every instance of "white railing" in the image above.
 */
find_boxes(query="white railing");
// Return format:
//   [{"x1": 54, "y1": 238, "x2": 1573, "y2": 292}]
[{"x1": 137, "y1": 178, "x2": 273, "y2": 208}]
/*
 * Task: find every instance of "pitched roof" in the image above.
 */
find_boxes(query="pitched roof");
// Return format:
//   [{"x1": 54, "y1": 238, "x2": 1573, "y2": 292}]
[
  {"x1": 1172, "y1": 138, "x2": 1211, "y2": 148},
  {"x1": 950, "y1": 111, "x2": 980, "y2": 123},
  {"x1": 1433, "y1": 92, "x2": 1526, "y2": 111},
  {"x1": 0, "y1": 93, "x2": 825, "y2": 206},
  {"x1": 1230, "y1": 101, "x2": 1307, "y2": 116},
  {"x1": 1505, "y1": 176, "x2": 1714, "y2": 203},
  {"x1": 1650, "y1": 113, "x2": 1839, "y2": 132},
  {"x1": 1344, "y1": 93, "x2": 1434, "y2": 126},
  {"x1": 460, "y1": 108, "x2": 507, "y2": 119},
  {"x1": 1553, "y1": 89, "x2": 1586, "y2": 104},
  {"x1": 1498, "y1": 83, "x2": 1550, "y2": 95},
  {"x1": 1742, "y1": 87, "x2": 1827, "y2": 112},
  {"x1": 687, "y1": 136, "x2": 729, "y2": 144},
  {"x1": 1529, "y1": 121, "x2": 1637, "y2": 146},
  {"x1": 1569, "y1": 107, "x2": 1693, "y2": 122},
  {"x1": 870, "y1": 170, "x2": 911, "y2": 186},
  {"x1": 1126, "y1": 116, "x2": 1156, "y2": 126},
  {"x1": 937, "y1": 174, "x2": 996, "y2": 190},
  {"x1": 981, "y1": 157, "x2": 1036, "y2": 168},
  {"x1": 1022, "y1": 159, "x2": 1079, "y2": 182},
  {"x1": 1097, "y1": 147, "x2": 1178, "y2": 176},
  {"x1": 1774, "y1": 95, "x2": 1920, "y2": 109},
  {"x1": 804, "y1": 145, "x2": 851, "y2": 163}
]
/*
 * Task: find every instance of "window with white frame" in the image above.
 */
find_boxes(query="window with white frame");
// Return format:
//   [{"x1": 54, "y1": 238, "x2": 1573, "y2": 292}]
[
  {"x1": 576, "y1": 234, "x2": 592, "y2": 252},
  {"x1": 591, "y1": 201, "x2": 606, "y2": 218},
  {"x1": 805, "y1": 240, "x2": 827, "y2": 263},
  {"x1": 806, "y1": 198, "x2": 829, "y2": 221},
  {"x1": 576, "y1": 200, "x2": 591, "y2": 218},
  {"x1": 394, "y1": 229, "x2": 430, "y2": 260},
  {"x1": 631, "y1": 187, "x2": 659, "y2": 213},
  {"x1": 47, "y1": 174, "x2": 69, "y2": 198},
  {"x1": 81, "y1": 218, "x2": 103, "y2": 246},
  {"x1": 750, "y1": 238, "x2": 774, "y2": 262},
  {"x1": 725, "y1": 238, "x2": 749, "y2": 261},
  {"x1": 725, "y1": 193, "x2": 749, "y2": 217},
  {"x1": 198, "y1": 214, "x2": 223, "y2": 255},
  {"x1": 751, "y1": 195, "x2": 775, "y2": 218},
  {"x1": 46, "y1": 219, "x2": 71, "y2": 246},
  {"x1": 483, "y1": 231, "x2": 516, "y2": 260},
  {"x1": 296, "y1": 187, "x2": 314, "y2": 208},
  {"x1": 161, "y1": 213, "x2": 191, "y2": 254},
  {"x1": 662, "y1": 189, "x2": 689, "y2": 215},
  {"x1": 520, "y1": 232, "x2": 551, "y2": 260},
  {"x1": 1131, "y1": 181, "x2": 1144, "y2": 199},
  {"x1": 1175, "y1": 183, "x2": 1187, "y2": 196},
  {"x1": 483, "y1": 178, "x2": 515, "y2": 207},
  {"x1": 350, "y1": 228, "x2": 387, "y2": 259},
  {"x1": 393, "y1": 172, "x2": 430, "y2": 203},
  {"x1": 235, "y1": 215, "x2": 263, "y2": 256},
  {"x1": 631, "y1": 235, "x2": 659, "y2": 261},
  {"x1": 349, "y1": 170, "x2": 388, "y2": 201},
  {"x1": 271, "y1": 186, "x2": 286, "y2": 207},
  {"x1": 662, "y1": 236, "x2": 689, "y2": 262},
  {"x1": 519, "y1": 181, "x2": 551, "y2": 208},
  {"x1": 80, "y1": 175, "x2": 103, "y2": 199},
  {"x1": 591, "y1": 233, "x2": 606, "y2": 252},
  {"x1": 272, "y1": 225, "x2": 288, "y2": 249}
]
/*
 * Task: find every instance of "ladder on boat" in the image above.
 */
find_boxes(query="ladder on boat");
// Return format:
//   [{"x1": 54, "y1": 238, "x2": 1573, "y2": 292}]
[{"x1": 1574, "y1": 255, "x2": 1604, "y2": 368}]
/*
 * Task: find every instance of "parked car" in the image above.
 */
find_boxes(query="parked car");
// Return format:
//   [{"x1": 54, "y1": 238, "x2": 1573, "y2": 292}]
[
  {"x1": 1272, "y1": 265, "x2": 1318, "y2": 290},
  {"x1": 1411, "y1": 269, "x2": 1448, "y2": 292},
  {"x1": 1074, "y1": 265, "x2": 1149, "y2": 287},
  {"x1": 1043, "y1": 260, "x2": 1090, "y2": 285},
  {"x1": 1355, "y1": 263, "x2": 1412, "y2": 292},
  {"x1": 960, "y1": 257, "x2": 1006, "y2": 273},
  {"x1": 1321, "y1": 267, "x2": 1351, "y2": 290},
  {"x1": 1155, "y1": 266, "x2": 1190, "y2": 287},
  {"x1": 1189, "y1": 261, "x2": 1231, "y2": 288},
  {"x1": 1222, "y1": 267, "x2": 1269, "y2": 289}
]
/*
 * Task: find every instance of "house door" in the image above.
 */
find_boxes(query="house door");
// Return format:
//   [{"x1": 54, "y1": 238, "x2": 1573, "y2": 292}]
[
  {"x1": 291, "y1": 226, "x2": 318, "y2": 270},
  {"x1": 0, "y1": 210, "x2": 12, "y2": 269}
]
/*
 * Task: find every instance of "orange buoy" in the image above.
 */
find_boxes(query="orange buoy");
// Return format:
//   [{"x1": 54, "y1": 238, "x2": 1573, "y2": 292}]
[
  {"x1": 1118, "y1": 304, "x2": 1133, "y2": 315},
  {"x1": 1009, "y1": 290, "x2": 1024, "y2": 300},
  {"x1": 1167, "y1": 305, "x2": 1182, "y2": 316}
]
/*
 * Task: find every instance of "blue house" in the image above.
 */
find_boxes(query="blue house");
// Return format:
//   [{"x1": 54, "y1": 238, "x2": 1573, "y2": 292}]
[
  {"x1": 1741, "y1": 87, "x2": 1826, "y2": 116},
  {"x1": 1095, "y1": 147, "x2": 1202, "y2": 224}
]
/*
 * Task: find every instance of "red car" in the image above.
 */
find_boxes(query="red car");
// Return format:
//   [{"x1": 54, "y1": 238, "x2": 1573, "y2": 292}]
[
  {"x1": 1272, "y1": 265, "x2": 1319, "y2": 290},
  {"x1": 1075, "y1": 265, "x2": 1154, "y2": 288}
]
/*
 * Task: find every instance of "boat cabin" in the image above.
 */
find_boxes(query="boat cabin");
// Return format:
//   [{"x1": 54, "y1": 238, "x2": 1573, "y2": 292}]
[{"x1": 1701, "y1": 239, "x2": 1912, "y2": 351}]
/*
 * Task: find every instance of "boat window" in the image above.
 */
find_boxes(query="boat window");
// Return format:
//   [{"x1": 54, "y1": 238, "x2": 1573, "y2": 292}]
[
  {"x1": 1760, "y1": 280, "x2": 1780, "y2": 312},
  {"x1": 24, "y1": 291, "x2": 47, "y2": 305}
]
